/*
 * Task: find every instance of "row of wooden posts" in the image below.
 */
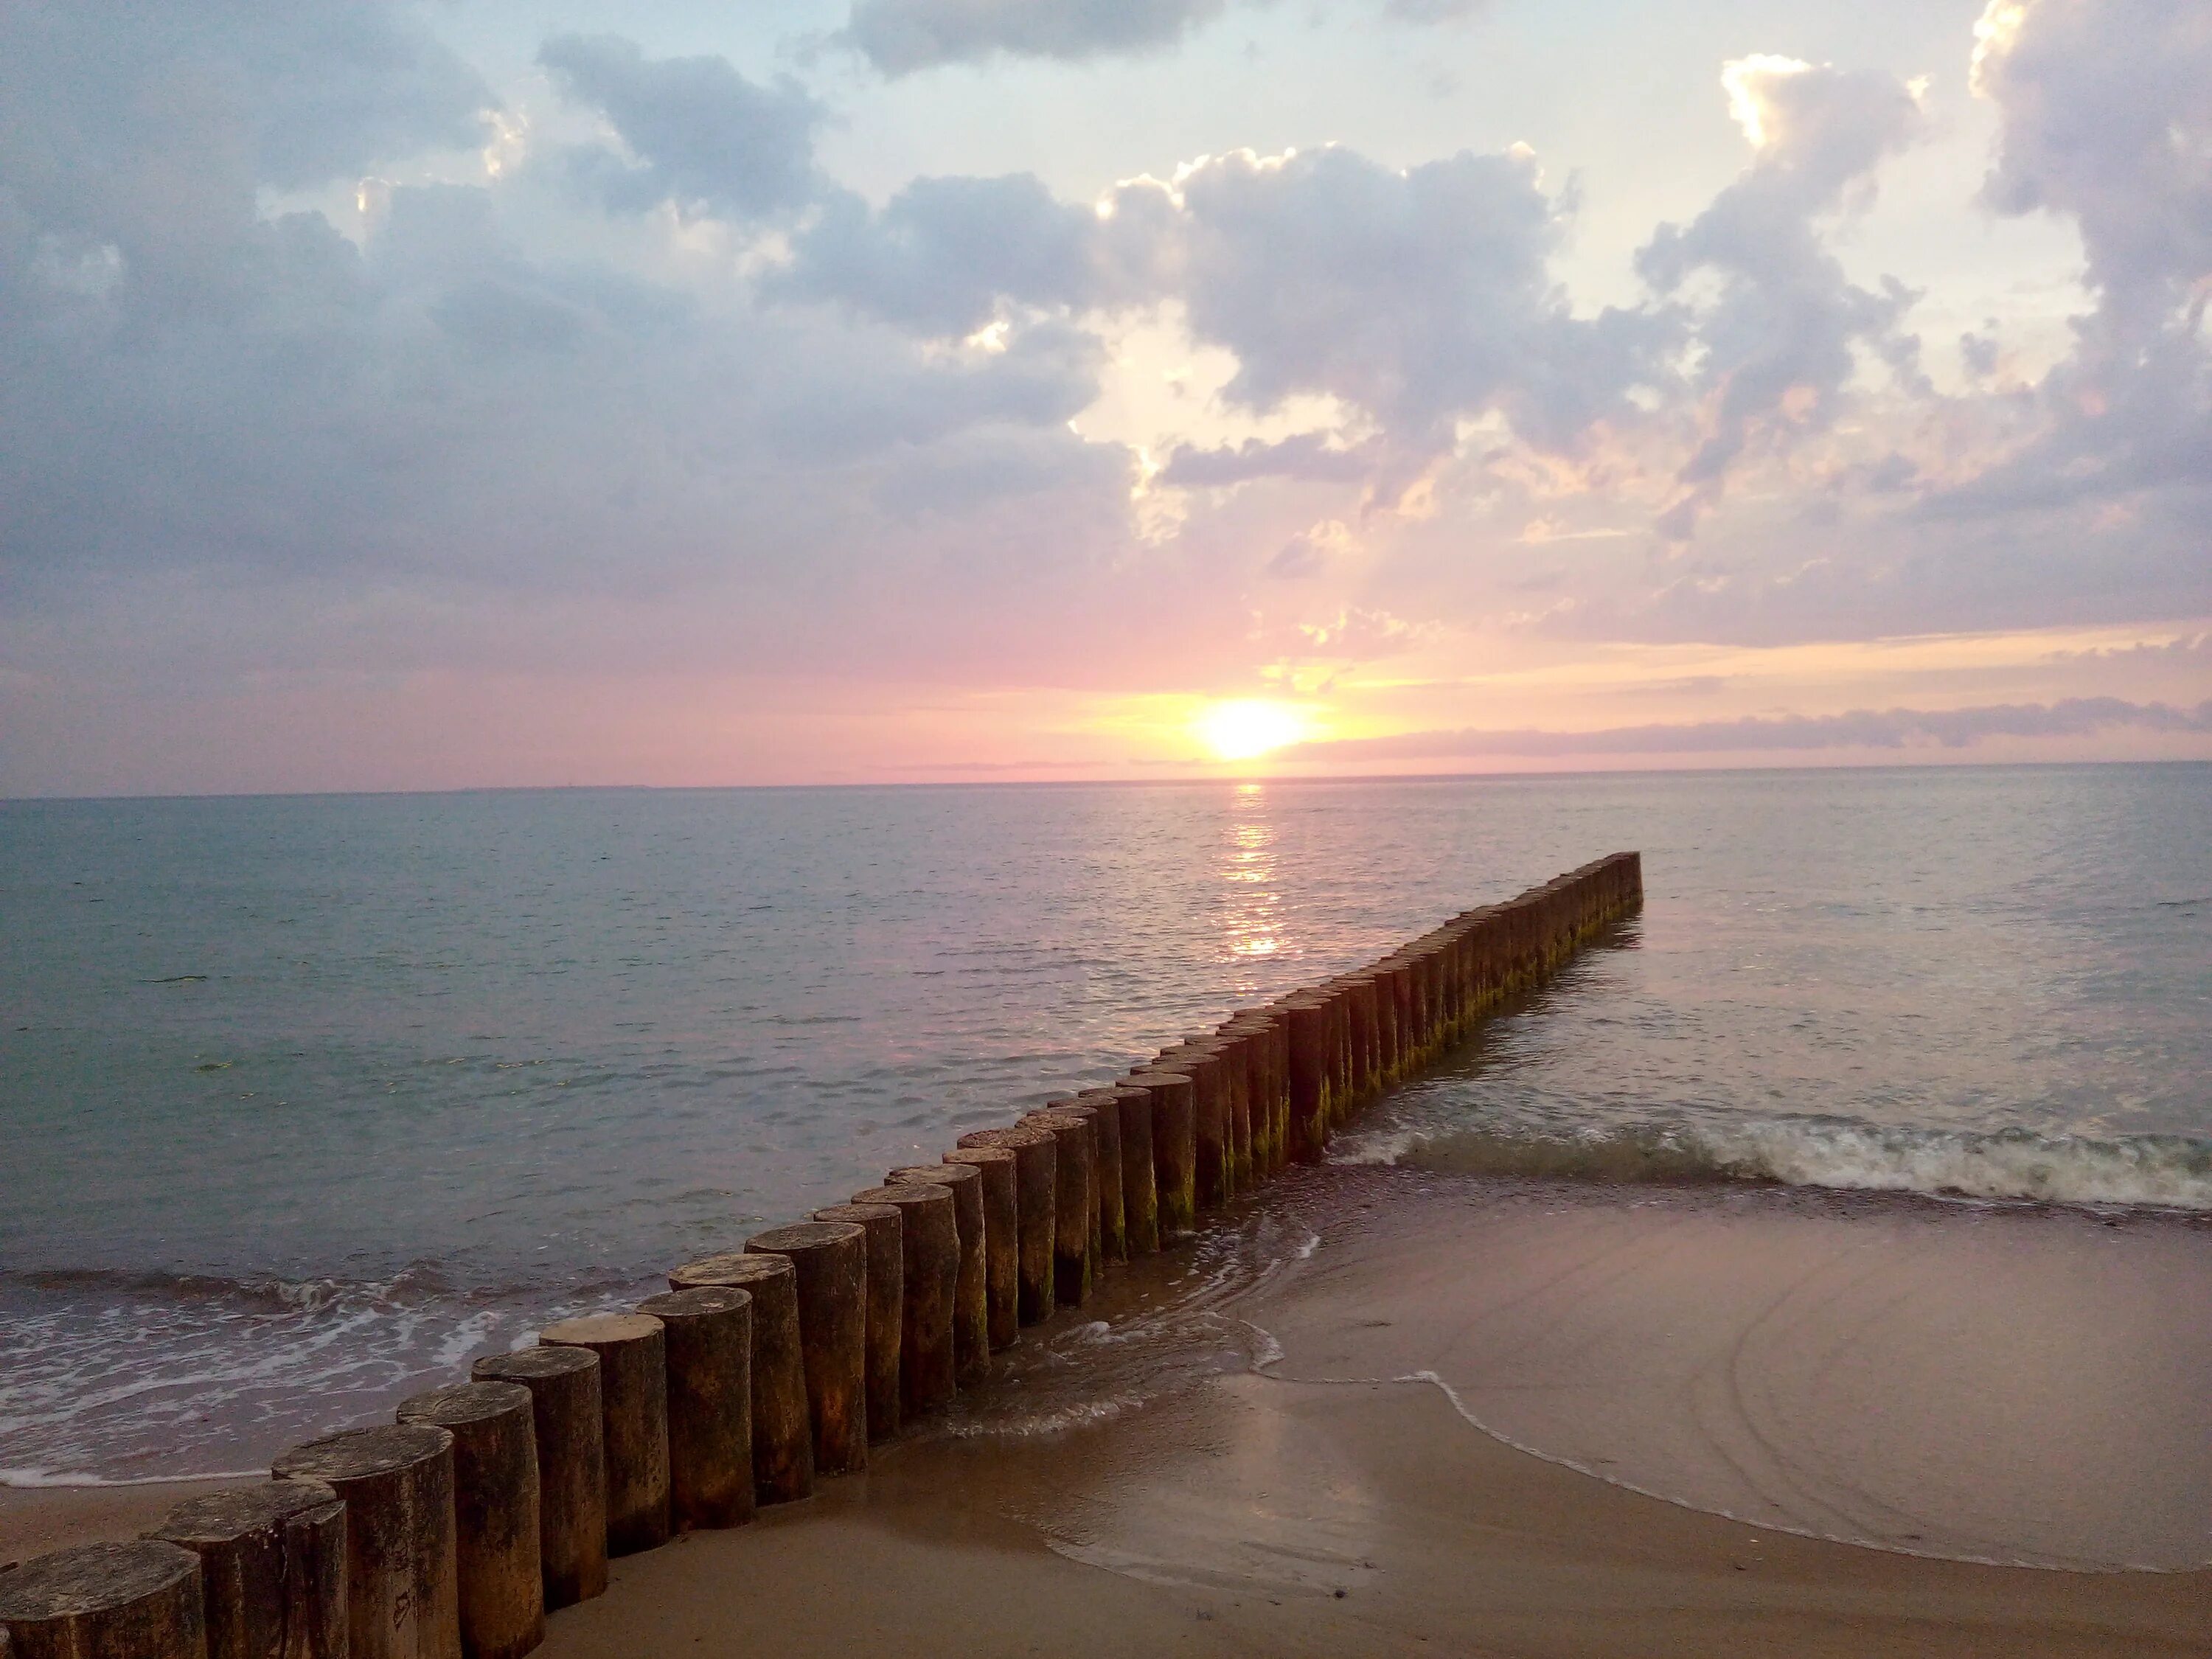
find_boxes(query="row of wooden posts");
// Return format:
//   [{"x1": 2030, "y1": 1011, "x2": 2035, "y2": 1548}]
[{"x1": 0, "y1": 854, "x2": 1644, "y2": 1659}]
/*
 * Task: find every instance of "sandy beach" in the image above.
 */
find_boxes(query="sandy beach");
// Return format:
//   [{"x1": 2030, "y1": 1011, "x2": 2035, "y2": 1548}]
[{"x1": 11, "y1": 1164, "x2": 2205, "y2": 1657}]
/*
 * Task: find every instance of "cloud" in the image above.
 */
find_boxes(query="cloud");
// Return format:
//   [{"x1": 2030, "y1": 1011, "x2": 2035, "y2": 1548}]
[
  {"x1": 1637, "y1": 56, "x2": 1927, "y2": 536},
  {"x1": 1294, "y1": 698, "x2": 2212, "y2": 760},
  {"x1": 1158, "y1": 433, "x2": 1381, "y2": 487},
  {"x1": 1939, "y1": 0, "x2": 2212, "y2": 511},
  {"x1": 538, "y1": 34, "x2": 822, "y2": 219},
  {"x1": 841, "y1": 0, "x2": 1231, "y2": 74}
]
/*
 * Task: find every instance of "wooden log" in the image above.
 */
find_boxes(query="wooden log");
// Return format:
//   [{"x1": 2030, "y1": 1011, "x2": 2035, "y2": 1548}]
[
  {"x1": 1020, "y1": 1109, "x2": 1094, "y2": 1307},
  {"x1": 1158, "y1": 1045, "x2": 1227, "y2": 1209},
  {"x1": 955, "y1": 1126, "x2": 1055, "y2": 1325},
  {"x1": 666, "y1": 1253, "x2": 812, "y2": 1505},
  {"x1": 273, "y1": 1422, "x2": 460, "y2": 1659},
  {"x1": 745, "y1": 1221, "x2": 868, "y2": 1476},
  {"x1": 940, "y1": 1147, "x2": 1019, "y2": 1350},
  {"x1": 848, "y1": 1183, "x2": 959, "y2": 1414},
  {"x1": 1211, "y1": 1031, "x2": 1253, "y2": 1194},
  {"x1": 1126, "y1": 1071, "x2": 1195, "y2": 1237},
  {"x1": 538, "y1": 1315, "x2": 669, "y2": 1557},
  {"x1": 1071, "y1": 1088, "x2": 1127, "y2": 1262},
  {"x1": 0, "y1": 1542, "x2": 206, "y2": 1659},
  {"x1": 147, "y1": 1481, "x2": 344, "y2": 1659},
  {"x1": 1038, "y1": 1101, "x2": 1105, "y2": 1280},
  {"x1": 1285, "y1": 995, "x2": 1332, "y2": 1161},
  {"x1": 633, "y1": 1287, "x2": 754, "y2": 1531},
  {"x1": 812, "y1": 1203, "x2": 902, "y2": 1441},
  {"x1": 468, "y1": 1346, "x2": 606, "y2": 1610},
  {"x1": 1221, "y1": 1017, "x2": 1272, "y2": 1176},
  {"x1": 395, "y1": 1383, "x2": 543, "y2": 1659},
  {"x1": 885, "y1": 1164, "x2": 988, "y2": 1385},
  {"x1": 1108, "y1": 1085, "x2": 1158, "y2": 1254}
]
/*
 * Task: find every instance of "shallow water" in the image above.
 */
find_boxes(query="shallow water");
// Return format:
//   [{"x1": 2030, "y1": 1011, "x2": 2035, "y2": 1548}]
[{"x1": 3, "y1": 765, "x2": 2208, "y2": 1480}]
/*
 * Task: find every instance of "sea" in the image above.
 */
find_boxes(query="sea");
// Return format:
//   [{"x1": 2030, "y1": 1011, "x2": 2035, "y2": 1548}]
[{"x1": 3, "y1": 764, "x2": 2208, "y2": 1486}]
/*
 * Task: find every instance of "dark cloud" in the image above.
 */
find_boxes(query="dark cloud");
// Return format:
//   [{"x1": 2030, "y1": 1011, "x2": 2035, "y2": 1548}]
[
  {"x1": 1295, "y1": 698, "x2": 2212, "y2": 760},
  {"x1": 841, "y1": 0, "x2": 1231, "y2": 74},
  {"x1": 538, "y1": 34, "x2": 822, "y2": 219}
]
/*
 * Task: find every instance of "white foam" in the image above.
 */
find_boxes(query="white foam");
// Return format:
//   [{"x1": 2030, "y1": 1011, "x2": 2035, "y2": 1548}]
[{"x1": 1340, "y1": 1116, "x2": 2212, "y2": 1211}]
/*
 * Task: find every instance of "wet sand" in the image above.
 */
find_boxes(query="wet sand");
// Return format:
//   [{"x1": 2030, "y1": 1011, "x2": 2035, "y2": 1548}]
[{"x1": 8, "y1": 1168, "x2": 2208, "y2": 1655}]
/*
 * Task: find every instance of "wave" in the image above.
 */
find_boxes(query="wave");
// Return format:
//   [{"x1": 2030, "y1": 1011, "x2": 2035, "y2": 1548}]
[{"x1": 1335, "y1": 1116, "x2": 2212, "y2": 1211}]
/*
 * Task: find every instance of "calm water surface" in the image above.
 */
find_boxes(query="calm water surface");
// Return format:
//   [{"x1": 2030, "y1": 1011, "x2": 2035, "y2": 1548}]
[{"x1": 3, "y1": 766, "x2": 2207, "y2": 1478}]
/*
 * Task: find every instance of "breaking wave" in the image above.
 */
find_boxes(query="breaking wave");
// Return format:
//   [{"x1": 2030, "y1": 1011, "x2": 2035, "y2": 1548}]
[{"x1": 1335, "y1": 1116, "x2": 2212, "y2": 1211}]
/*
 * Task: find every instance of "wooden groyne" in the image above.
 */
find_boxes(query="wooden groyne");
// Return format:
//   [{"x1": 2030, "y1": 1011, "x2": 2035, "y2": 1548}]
[{"x1": 0, "y1": 854, "x2": 1641, "y2": 1658}]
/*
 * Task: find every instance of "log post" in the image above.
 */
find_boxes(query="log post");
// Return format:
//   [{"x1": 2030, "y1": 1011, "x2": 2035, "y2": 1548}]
[
  {"x1": 955, "y1": 1126, "x2": 1055, "y2": 1325},
  {"x1": 667, "y1": 1253, "x2": 812, "y2": 1505},
  {"x1": 468, "y1": 1346, "x2": 607, "y2": 1610},
  {"x1": 1071, "y1": 1088, "x2": 1127, "y2": 1262},
  {"x1": 148, "y1": 1481, "x2": 345, "y2": 1659},
  {"x1": 812, "y1": 1203, "x2": 902, "y2": 1442},
  {"x1": 633, "y1": 1287, "x2": 754, "y2": 1531},
  {"x1": 0, "y1": 1542, "x2": 206, "y2": 1659},
  {"x1": 395, "y1": 1383, "x2": 543, "y2": 1659},
  {"x1": 1020, "y1": 1109, "x2": 1094, "y2": 1307},
  {"x1": 745, "y1": 1221, "x2": 868, "y2": 1476},
  {"x1": 273, "y1": 1422, "x2": 460, "y2": 1659},
  {"x1": 1285, "y1": 995, "x2": 1332, "y2": 1161},
  {"x1": 886, "y1": 1164, "x2": 988, "y2": 1385},
  {"x1": 1126, "y1": 1071, "x2": 1195, "y2": 1237},
  {"x1": 1108, "y1": 1085, "x2": 1158, "y2": 1254},
  {"x1": 849, "y1": 1183, "x2": 959, "y2": 1415},
  {"x1": 1037, "y1": 1101, "x2": 1105, "y2": 1281},
  {"x1": 940, "y1": 1147, "x2": 1019, "y2": 1349},
  {"x1": 538, "y1": 1315, "x2": 669, "y2": 1557},
  {"x1": 1158, "y1": 1045, "x2": 1227, "y2": 1209}
]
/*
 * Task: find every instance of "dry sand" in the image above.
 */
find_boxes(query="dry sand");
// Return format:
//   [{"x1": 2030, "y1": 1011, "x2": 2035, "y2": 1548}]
[{"x1": 8, "y1": 1169, "x2": 2207, "y2": 1657}]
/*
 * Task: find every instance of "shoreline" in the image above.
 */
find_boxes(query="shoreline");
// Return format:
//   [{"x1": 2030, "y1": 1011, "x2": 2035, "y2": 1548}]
[{"x1": 11, "y1": 1167, "x2": 2207, "y2": 1655}]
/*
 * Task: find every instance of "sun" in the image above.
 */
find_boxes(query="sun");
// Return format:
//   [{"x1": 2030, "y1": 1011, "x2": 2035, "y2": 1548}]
[{"x1": 1196, "y1": 699, "x2": 1309, "y2": 762}]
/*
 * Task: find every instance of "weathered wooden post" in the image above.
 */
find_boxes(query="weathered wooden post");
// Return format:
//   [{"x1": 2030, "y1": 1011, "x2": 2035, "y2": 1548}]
[
  {"x1": 745, "y1": 1221, "x2": 869, "y2": 1476},
  {"x1": 1125, "y1": 1070, "x2": 1195, "y2": 1237},
  {"x1": 1020, "y1": 1108, "x2": 1095, "y2": 1307},
  {"x1": 0, "y1": 1543, "x2": 207, "y2": 1659},
  {"x1": 813, "y1": 1201, "x2": 903, "y2": 1441},
  {"x1": 1107, "y1": 1083, "x2": 1159, "y2": 1253},
  {"x1": 1071, "y1": 1088, "x2": 1127, "y2": 1262},
  {"x1": 274, "y1": 1422, "x2": 461, "y2": 1659},
  {"x1": 147, "y1": 1484, "x2": 344, "y2": 1659},
  {"x1": 849, "y1": 1182, "x2": 960, "y2": 1415},
  {"x1": 1161, "y1": 1043, "x2": 1229, "y2": 1208},
  {"x1": 667, "y1": 1252, "x2": 813, "y2": 1505},
  {"x1": 886, "y1": 1163, "x2": 989, "y2": 1385},
  {"x1": 1209, "y1": 1029, "x2": 1253, "y2": 1193},
  {"x1": 538, "y1": 1315, "x2": 669, "y2": 1556},
  {"x1": 956, "y1": 1125, "x2": 1055, "y2": 1324},
  {"x1": 1285, "y1": 995, "x2": 1332, "y2": 1161},
  {"x1": 395, "y1": 1382, "x2": 543, "y2": 1659},
  {"x1": 942, "y1": 1146, "x2": 1020, "y2": 1349},
  {"x1": 1041, "y1": 1100, "x2": 1106, "y2": 1279},
  {"x1": 634, "y1": 1286, "x2": 754, "y2": 1530},
  {"x1": 469, "y1": 1346, "x2": 606, "y2": 1610}
]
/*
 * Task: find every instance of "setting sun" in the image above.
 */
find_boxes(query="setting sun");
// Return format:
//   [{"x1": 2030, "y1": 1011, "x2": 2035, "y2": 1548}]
[{"x1": 1196, "y1": 699, "x2": 1310, "y2": 762}]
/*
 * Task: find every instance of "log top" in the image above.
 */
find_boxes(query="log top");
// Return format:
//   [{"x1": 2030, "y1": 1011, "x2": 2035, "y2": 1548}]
[
  {"x1": 670, "y1": 1251, "x2": 793, "y2": 1290},
  {"x1": 849, "y1": 1183, "x2": 950, "y2": 1210},
  {"x1": 886, "y1": 1164, "x2": 976, "y2": 1189},
  {"x1": 147, "y1": 1480, "x2": 340, "y2": 1545},
  {"x1": 541, "y1": 1312, "x2": 663, "y2": 1348},
  {"x1": 637, "y1": 1285, "x2": 748, "y2": 1321},
  {"x1": 747, "y1": 1220, "x2": 863, "y2": 1253},
  {"x1": 274, "y1": 1422, "x2": 453, "y2": 1484},
  {"x1": 398, "y1": 1379, "x2": 532, "y2": 1427},
  {"x1": 473, "y1": 1344, "x2": 597, "y2": 1382},
  {"x1": 0, "y1": 1540, "x2": 200, "y2": 1621},
  {"x1": 956, "y1": 1126, "x2": 1051, "y2": 1150},
  {"x1": 814, "y1": 1202, "x2": 899, "y2": 1225}
]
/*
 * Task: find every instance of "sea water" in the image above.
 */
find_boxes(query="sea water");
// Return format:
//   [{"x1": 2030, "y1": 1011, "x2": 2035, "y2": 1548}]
[{"x1": 3, "y1": 765, "x2": 2207, "y2": 1481}]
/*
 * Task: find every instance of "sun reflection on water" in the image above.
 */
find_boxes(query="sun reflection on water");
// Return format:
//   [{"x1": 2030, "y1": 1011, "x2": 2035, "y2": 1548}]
[{"x1": 1221, "y1": 782, "x2": 1284, "y2": 967}]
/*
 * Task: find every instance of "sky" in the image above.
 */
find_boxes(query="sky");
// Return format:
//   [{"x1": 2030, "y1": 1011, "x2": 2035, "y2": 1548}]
[{"x1": 1, "y1": 0, "x2": 2207, "y2": 793}]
